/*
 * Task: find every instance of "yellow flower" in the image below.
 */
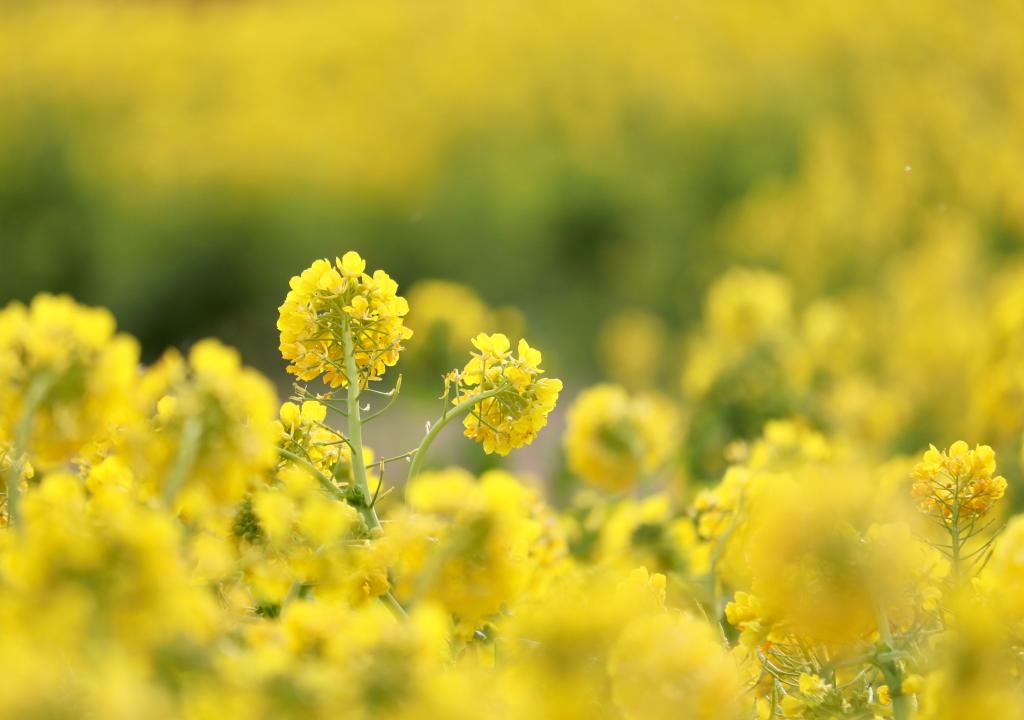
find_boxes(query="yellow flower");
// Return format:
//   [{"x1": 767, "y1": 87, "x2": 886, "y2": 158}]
[
  {"x1": 877, "y1": 684, "x2": 892, "y2": 705},
  {"x1": 456, "y1": 333, "x2": 562, "y2": 456},
  {"x1": 911, "y1": 441, "x2": 1006, "y2": 519},
  {"x1": 389, "y1": 468, "x2": 546, "y2": 629},
  {"x1": 130, "y1": 339, "x2": 279, "y2": 519},
  {"x1": 277, "y1": 252, "x2": 412, "y2": 388},
  {"x1": 608, "y1": 611, "x2": 742, "y2": 720},
  {"x1": 0, "y1": 294, "x2": 140, "y2": 470},
  {"x1": 563, "y1": 383, "x2": 681, "y2": 491}
]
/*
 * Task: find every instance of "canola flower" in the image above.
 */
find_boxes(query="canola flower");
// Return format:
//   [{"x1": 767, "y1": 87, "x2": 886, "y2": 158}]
[
  {"x1": 278, "y1": 252, "x2": 412, "y2": 389},
  {"x1": 911, "y1": 442, "x2": 1007, "y2": 585},
  {"x1": 5, "y1": 253, "x2": 1024, "y2": 720},
  {"x1": 911, "y1": 442, "x2": 1007, "y2": 520},
  {"x1": 447, "y1": 332, "x2": 563, "y2": 458},
  {"x1": 3, "y1": 0, "x2": 1024, "y2": 715}
]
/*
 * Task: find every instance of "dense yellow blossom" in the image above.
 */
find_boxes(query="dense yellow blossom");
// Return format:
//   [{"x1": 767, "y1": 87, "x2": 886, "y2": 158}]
[
  {"x1": 8, "y1": 234, "x2": 1024, "y2": 720},
  {"x1": 278, "y1": 253, "x2": 412, "y2": 388},
  {"x1": 608, "y1": 611, "x2": 741, "y2": 720},
  {"x1": 455, "y1": 333, "x2": 562, "y2": 456},
  {"x1": 911, "y1": 441, "x2": 1007, "y2": 519}
]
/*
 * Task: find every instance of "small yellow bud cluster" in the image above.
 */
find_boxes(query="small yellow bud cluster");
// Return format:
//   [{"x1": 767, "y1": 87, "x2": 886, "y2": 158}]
[
  {"x1": 277, "y1": 252, "x2": 412, "y2": 388},
  {"x1": 455, "y1": 333, "x2": 562, "y2": 456},
  {"x1": 911, "y1": 441, "x2": 1007, "y2": 519}
]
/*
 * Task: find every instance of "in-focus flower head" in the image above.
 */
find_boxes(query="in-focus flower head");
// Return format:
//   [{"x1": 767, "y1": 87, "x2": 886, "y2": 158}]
[
  {"x1": 911, "y1": 441, "x2": 1006, "y2": 519},
  {"x1": 277, "y1": 252, "x2": 412, "y2": 388},
  {"x1": 455, "y1": 333, "x2": 562, "y2": 456}
]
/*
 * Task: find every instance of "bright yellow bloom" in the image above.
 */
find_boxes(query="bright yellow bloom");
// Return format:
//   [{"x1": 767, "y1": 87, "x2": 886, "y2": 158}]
[
  {"x1": 277, "y1": 252, "x2": 412, "y2": 388},
  {"x1": 389, "y1": 468, "x2": 547, "y2": 630},
  {"x1": 911, "y1": 441, "x2": 1006, "y2": 519},
  {"x1": 456, "y1": 333, "x2": 562, "y2": 456}
]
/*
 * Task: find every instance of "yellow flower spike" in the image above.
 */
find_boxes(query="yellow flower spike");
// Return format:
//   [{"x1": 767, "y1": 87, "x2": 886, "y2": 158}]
[
  {"x1": 278, "y1": 253, "x2": 412, "y2": 388},
  {"x1": 407, "y1": 333, "x2": 562, "y2": 469},
  {"x1": 911, "y1": 441, "x2": 1006, "y2": 527}
]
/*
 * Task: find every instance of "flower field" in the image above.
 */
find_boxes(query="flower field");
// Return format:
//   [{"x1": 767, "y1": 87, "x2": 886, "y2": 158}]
[
  {"x1": 1, "y1": 251, "x2": 1022, "y2": 720},
  {"x1": 4, "y1": 1, "x2": 1024, "y2": 719}
]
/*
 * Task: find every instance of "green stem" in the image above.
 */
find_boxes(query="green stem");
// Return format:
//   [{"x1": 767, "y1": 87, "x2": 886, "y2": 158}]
[
  {"x1": 381, "y1": 590, "x2": 408, "y2": 620},
  {"x1": 278, "y1": 448, "x2": 345, "y2": 500},
  {"x1": 5, "y1": 374, "x2": 54, "y2": 528},
  {"x1": 405, "y1": 386, "x2": 504, "y2": 484},
  {"x1": 893, "y1": 694, "x2": 916, "y2": 720},
  {"x1": 342, "y1": 321, "x2": 381, "y2": 533},
  {"x1": 876, "y1": 603, "x2": 914, "y2": 720},
  {"x1": 950, "y1": 476, "x2": 962, "y2": 588},
  {"x1": 163, "y1": 415, "x2": 203, "y2": 507}
]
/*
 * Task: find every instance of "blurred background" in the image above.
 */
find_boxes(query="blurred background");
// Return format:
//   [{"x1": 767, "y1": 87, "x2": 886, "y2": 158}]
[{"x1": 3, "y1": 0, "x2": 1024, "y2": 486}]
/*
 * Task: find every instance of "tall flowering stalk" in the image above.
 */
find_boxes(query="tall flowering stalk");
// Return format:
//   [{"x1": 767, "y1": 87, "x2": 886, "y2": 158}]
[{"x1": 277, "y1": 254, "x2": 562, "y2": 618}]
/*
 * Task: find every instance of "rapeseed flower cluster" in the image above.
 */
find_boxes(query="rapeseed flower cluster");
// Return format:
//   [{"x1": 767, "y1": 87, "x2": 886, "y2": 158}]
[
  {"x1": 911, "y1": 442, "x2": 1007, "y2": 519},
  {"x1": 7, "y1": 251, "x2": 1024, "y2": 720},
  {"x1": 278, "y1": 252, "x2": 412, "y2": 388},
  {"x1": 453, "y1": 333, "x2": 563, "y2": 456}
]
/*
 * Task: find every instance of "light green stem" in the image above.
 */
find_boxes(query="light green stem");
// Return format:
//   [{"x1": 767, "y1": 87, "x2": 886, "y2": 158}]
[
  {"x1": 950, "y1": 475, "x2": 962, "y2": 589},
  {"x1": 278, "y1": 448, "x2": 345, "y2": 500},
  {"x1": 163, "y1": 415, "x2": 203, "y2": 508},
  {"x1": 342, "y1": 321, "x2": 381, "y2": 533},
  {"x1": 381, "y1": 590, "x2": 408, "y2": 619},
  {"x1": 876, "y1": 603, "x2": 915, "y2": 720},
  {"x1": 405, "y1": 386, "x2": 504, "y2": 484},
  {"x1": 5, "y1": 374, "x2": 54, "y2": 528}
]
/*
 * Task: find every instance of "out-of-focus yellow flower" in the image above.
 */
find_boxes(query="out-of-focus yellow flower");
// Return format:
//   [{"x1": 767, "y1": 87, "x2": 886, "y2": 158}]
[
  {"x1": 389, "y1": 468, "x2": 552, "y2": 631},
  {"x1": 278, "y1": 253, "x2": 412, "y2": 388},
  {"x1": 130, "y1": 338, "x2": 278, "y2": 520},
  {"x1": 0, "y1": 294, "x2": 139, "y2": 470},
  {"x1": 608, "y1": 611, "x2": 741, "y2": 720},
  {"x1": 597, "y1": 309, "x2": 668, "y2": 390},
  {"x1": 563, "y1": 384, "x2": 681, "y2": 492}
]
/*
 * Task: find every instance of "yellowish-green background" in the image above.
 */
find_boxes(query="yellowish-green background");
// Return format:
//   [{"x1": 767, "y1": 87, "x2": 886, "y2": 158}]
[{"x1": 3, "y1": 0, "x2": 1024, "y2": 480}]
